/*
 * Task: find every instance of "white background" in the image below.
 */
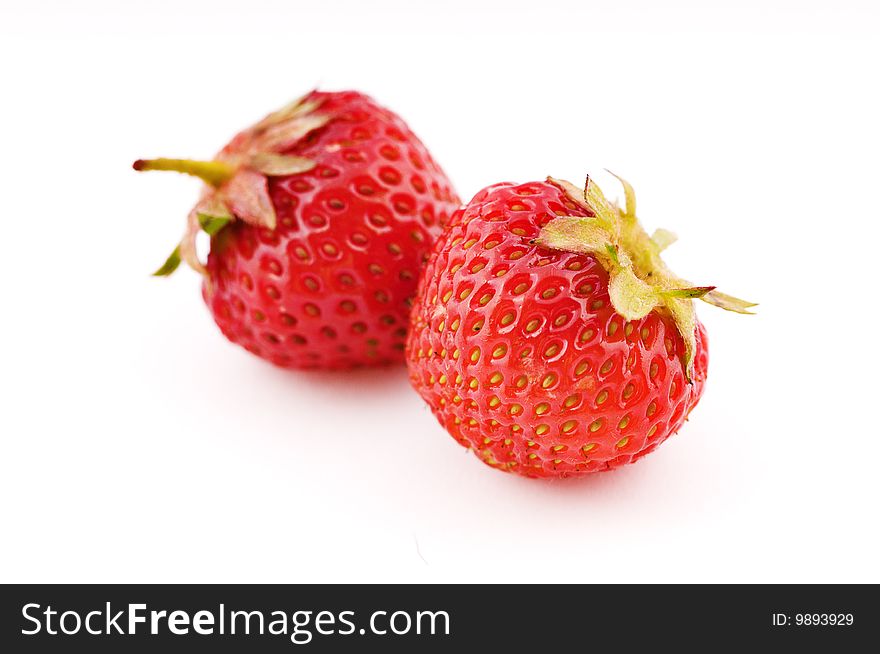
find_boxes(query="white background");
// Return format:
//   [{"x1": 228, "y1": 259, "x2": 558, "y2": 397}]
[{"x1": 2, "y1": 0, "x2": 878, "y2": 583}]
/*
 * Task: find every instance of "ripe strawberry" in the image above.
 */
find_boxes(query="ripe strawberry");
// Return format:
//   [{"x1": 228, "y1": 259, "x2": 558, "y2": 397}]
[
  {"x1": 135, "y1": 90, "x2": 459, "y2": 369},
  {"x1": 405, "y1": 174, "x2": 753, "y2": 478}
]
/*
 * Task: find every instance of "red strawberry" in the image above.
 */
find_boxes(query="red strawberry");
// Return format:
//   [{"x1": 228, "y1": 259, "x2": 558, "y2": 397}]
[
  {"x1": 405, "y1": 174, "x2": 753, "y2": 478},
  {"x1": 135, "y1": 90, "x2": 459, "y2": 369}
]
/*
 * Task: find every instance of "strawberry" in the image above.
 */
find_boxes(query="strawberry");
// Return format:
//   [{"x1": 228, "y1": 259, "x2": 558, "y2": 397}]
[
  {"x1": 135, "y1": 90, "x2": 459, "y2": 369},
  {"x1": 405, "y1": 174, "x2": 753, "y2": 478}
]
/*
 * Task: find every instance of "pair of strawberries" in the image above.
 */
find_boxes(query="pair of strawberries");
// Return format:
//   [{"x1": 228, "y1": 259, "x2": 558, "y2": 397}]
[{"x1": 136, "y1": 90, "x2": 752, "y2": 479}]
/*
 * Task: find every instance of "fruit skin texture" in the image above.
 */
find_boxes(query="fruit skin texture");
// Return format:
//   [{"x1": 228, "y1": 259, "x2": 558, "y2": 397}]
[
  {"x1": 405, "y1": 181, "x2": 708, "y2": 478},
  {"x1": 197, "y1": 91, "x2": 459, "y2": 369}
]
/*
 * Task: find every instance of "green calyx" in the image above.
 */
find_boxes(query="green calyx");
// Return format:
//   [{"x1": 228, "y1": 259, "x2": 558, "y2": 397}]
[
  {"x1": 534, "y1": 173, "x2": 756, "y2": 382},
  {"x1": 151, "y1": 213, "x2": 232, "y2": 277},
  {"x1": 135, "y1": 91, "x2": 330, "y2": 277}
]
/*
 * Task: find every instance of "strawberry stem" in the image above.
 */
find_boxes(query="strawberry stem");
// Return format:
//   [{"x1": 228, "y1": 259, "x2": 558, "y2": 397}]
[{"x1": 132, "y1": 158, "x2": 235, "y2": 188}]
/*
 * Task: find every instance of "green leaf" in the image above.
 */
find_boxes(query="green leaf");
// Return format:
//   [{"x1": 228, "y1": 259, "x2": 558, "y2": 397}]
[
  {"x1": 248, "y1": 152, "x2": 316, "y2": 176},
  {"x1": 605, "y1": 169, "x2": 636, "y2": 217},
  {"x1": 650, "y1": 228, "x2": 678, "y2": 252},
  {"x1": 605, "y1": 243, "x2": 620, "y2": 265},
  {"x1": 583, "y1": 176, "x2": 620, "y2": 233},
  {"x1": 197, "y1": 213, "x2": 232, "y2": 236},
  {"x1": 258, "y1": 91, "x2": 322, "y2": 127},
  {"x1": 223, "y1": 169, "x2": 277, "y2": 229},
  {"x1": 546, "y1": 177, "x2": 591, "y2": 211},
  {"x1": 261, "y1": 113, "x2": 331, "y2": 152},
  {"x1": 664, "y1": 296, "x2": 699, "y2": 383},
  {"x1": 533, "y1": 216, "x2": 614, "y2": 257},
  {"x1": 700, "y1": 290, "x2": 758, "y2": 314},
  {"x1": 546, "y1": 176, "x2": 617, "y2": 234},
  {"x1": 664, "y1": 285, "x2": 716, "y2": 299},
  {"x1": 608, "y1": 266, "x2": 659, "y2": 320},
  {"x1": 152, "y1": 246, "x2": 182, "y2": 277}
]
